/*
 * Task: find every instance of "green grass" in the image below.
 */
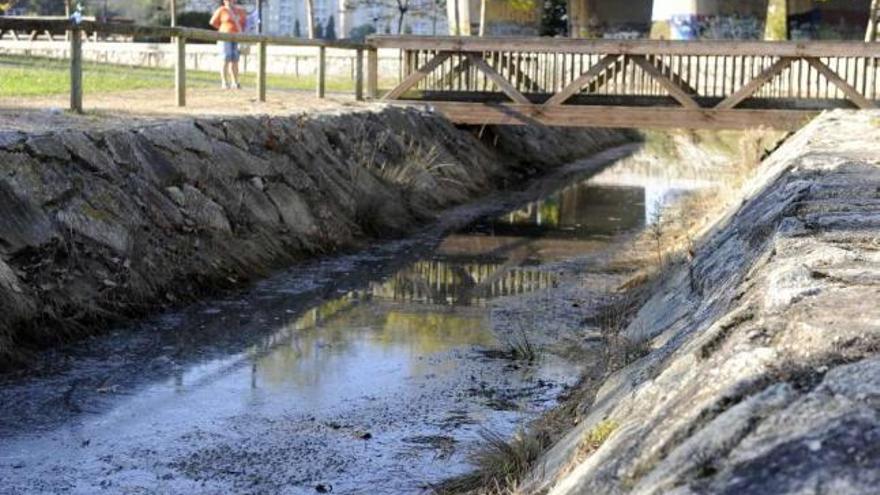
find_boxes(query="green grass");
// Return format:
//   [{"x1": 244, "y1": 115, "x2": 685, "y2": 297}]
[{"x1": 0, "y1": 54, "x2": 355, "y2": 97}]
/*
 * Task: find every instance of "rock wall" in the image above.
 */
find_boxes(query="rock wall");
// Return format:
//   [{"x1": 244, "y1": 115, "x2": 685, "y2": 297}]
[
  {"x1": 524, "y1": 110, "x2": 880, "y2": 494},
  {"x1": 0, "y1": 106, "x2": 634, "y2": 365}
]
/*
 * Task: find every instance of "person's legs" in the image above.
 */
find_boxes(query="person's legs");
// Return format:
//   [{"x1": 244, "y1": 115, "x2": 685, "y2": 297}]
[
  {"x1": 230, "y1": 43, "x2": 241, "y2": 89},
  {"x1": 219, "y1": 42, "x2": 231, "y2": 89},
  {"x1": 231, "y1": 62, "x2": 240, "y2": 89},
  {"x1": 224, "y1": 62, "x2": 235, "y2": 89}
]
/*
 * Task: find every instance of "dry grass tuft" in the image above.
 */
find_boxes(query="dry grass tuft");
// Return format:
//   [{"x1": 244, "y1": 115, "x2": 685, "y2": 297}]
[
  {"x1": 498, "y1": 328, "x2": 539, "y2": 363},
  {"x1": 575, "y1": 419, "x2": 620, "y2": 460},
  {"x1": 438, "y1": 428, "x2": 549, "y2": 495}
]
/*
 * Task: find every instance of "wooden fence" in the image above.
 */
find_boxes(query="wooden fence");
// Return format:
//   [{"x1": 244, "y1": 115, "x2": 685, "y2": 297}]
[{"x1": 0, "y1": 17, "x2": 372, "y2": 112}]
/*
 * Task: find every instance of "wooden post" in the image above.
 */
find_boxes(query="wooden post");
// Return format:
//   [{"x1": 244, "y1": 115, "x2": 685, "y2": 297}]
[
  {"x1": 367, "y1": 47, "x2": 378, "y2": 99},
  {"x1": 257, "y1": 40, "x2": 267, "y2": 102},
  {"x1": 175, "y1": 36, "x2": 186, "y2": 107},
  {"x1": 355, "y1": 48, "x2": 364, "y2": 101},
  {"x1": 70, "y1": 27, "x2": 83, "y2": 113},
  {"x1": 316, "y1": 45, "x2": 326, "y2": 98}
]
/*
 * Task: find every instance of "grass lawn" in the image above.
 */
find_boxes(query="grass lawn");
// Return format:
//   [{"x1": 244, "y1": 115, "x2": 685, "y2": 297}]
[{"x1": 0, "y1": 54, "x2": 356, "y2": 98}]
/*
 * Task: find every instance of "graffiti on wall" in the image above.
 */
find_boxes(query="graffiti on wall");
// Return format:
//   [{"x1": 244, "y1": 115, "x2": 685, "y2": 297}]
[{"x1": 668, "y1": 14, "x2": 764, "y2": 40}]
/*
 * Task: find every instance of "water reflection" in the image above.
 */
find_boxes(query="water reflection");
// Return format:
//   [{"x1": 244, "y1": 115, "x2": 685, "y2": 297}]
[
  {"x1": 490, "y1": 184, "x2": 646, "y2": 238},
  {"x1": 245, "y1": 175, "x2": 692, "y2": 393}
]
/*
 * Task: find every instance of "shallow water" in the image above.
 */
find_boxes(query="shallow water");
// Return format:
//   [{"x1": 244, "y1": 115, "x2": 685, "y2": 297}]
[{"x1": 0, "y1": 156, "x2": 698, "y2": 494}]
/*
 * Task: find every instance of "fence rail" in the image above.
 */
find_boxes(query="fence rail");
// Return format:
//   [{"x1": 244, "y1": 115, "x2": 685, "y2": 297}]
[
  {"x1": 371, "y1": 35, "x2": 880, "y2": 129},
  {"x1": 0, "y1": 17, "x2": 372, "y2": 112}
]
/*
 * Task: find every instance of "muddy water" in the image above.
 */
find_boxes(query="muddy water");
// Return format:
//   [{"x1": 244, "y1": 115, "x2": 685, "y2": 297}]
[{"x1": 0, "y1": 154, "x2": 696, "y2": 494}]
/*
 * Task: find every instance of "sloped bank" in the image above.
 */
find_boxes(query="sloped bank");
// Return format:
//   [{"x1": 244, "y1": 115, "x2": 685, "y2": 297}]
[
  {"x1": 0, "y1": 106, "x2": 635, "y2": 366},
  {"x1": 521, "y1": 110, "x2": 880, "y2": 494}
]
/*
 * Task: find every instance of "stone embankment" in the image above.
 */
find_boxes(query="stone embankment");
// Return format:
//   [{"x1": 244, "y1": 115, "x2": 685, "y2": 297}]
[
  {"x1": 0, "y1": 106, "x2": 634, "y2": 365},
  {"x1": 523, "y1": 110, "x2": 880, "y2": 494}
]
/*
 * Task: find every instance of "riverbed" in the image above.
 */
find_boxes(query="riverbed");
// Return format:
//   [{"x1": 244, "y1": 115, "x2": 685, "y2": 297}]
[{"x1": 0, "y1": 146, "x2": 701, "y2": 494}]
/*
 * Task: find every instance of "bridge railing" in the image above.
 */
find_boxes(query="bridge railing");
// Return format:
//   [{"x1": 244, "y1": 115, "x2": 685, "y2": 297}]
[
  {"x1": 0, "y1": 17, "x2": 369, "y2": 112},
  {"x1": 368, "y1": 35, "x2": 879, "y2": 129}
]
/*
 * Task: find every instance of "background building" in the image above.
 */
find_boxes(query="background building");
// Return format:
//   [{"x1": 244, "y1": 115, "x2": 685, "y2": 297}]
[{"x1": 177, "y1": 0, "x2": 876, "y2": 40}]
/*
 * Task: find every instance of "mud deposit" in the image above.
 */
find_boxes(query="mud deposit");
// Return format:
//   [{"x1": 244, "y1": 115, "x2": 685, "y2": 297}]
[{"x1": 0, "y1": 144, "x2": 701, "y2": 494}]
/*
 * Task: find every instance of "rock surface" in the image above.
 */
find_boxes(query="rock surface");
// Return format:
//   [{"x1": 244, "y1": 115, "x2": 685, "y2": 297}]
[
  {"x1": 523, "y1": 110, "x2": 880, "y2": 495},
  {"x1": 0, "y1": 107, "x2": 633, "y2": 365}
]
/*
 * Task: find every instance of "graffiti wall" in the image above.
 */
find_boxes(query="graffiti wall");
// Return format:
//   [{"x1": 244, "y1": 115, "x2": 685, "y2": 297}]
[
  {"x1": 788, "y1": 0, "x2": 871, "y2": 40},
  {"x1": 667, "y1": 14, "x2": 765, "y2": 39},
  {"x1": 651, "y1": 0, "x2": 768, "y2": 40}
]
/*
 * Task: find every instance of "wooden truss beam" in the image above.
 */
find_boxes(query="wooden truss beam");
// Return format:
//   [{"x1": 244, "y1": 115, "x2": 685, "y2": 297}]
[
  {"x1": 545, "y1": 54, "x2": 620, "y2": 106},
  {"x1": 587, "y1": 56, "x2": 626, "y2": 93},
  {"x1": 419, "y1": 102, "x2": 815, "y2": 130},
  {"x1": 629, "y1": 56, "x2": 700, "y2": 108},
  {"x1": 716, "y1": 57, "x2": 794, "y2": 109},
  {"x1": 383, "y1": 51, "x2": 451, "y2": 100},
  {"x1": 805, "y1": 57, "x2": 876, "y2": 109},
  {"x1": 465, "y1": 53, "x2": 531, "y2": 104},
  {"x1": 646, "y1": 55, "x2": 698, "y2": 95}
]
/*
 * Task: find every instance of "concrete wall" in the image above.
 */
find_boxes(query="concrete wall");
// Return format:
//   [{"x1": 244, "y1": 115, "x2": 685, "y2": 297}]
[{"x1": 570, "y1": 0, "x2": 653, "y2": 38}]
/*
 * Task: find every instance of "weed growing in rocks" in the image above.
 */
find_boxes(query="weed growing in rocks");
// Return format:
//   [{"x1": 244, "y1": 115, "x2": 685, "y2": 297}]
[
  {"x1": 498, "y1": 328, "x2": 539, "y2": 363},
  {"x1": 648, "y1": 200, "x2": 666, "y2": 267},
  {"x1": 575, "y1": 419, "x2": 619, "y2": 460},
  {"x1": 438, "y1": 428, "x2": 549, "y2": 494}
]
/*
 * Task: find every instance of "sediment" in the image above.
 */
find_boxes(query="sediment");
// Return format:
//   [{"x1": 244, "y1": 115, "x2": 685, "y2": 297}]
[
  {"x1": 522, "y1": 110, "x2": 880, "y2": 494},
  {"x1": 0, "y1": 106, "x2": 634, "y2": 365}
]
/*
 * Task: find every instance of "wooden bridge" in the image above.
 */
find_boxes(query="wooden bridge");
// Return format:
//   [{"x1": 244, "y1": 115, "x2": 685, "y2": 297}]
[{"x1": 369, "y1": 36, "x2": 880, "y2": 130}]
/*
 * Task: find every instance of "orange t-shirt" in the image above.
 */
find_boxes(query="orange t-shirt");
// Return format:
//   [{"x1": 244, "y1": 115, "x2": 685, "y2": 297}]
[{"x1": 210, "y1": 6, "x2": 246, "y2": 34}]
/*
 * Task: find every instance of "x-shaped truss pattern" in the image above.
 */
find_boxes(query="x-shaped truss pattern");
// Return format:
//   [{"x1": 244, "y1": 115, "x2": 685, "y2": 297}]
[{"x1": 382, "y1": 51, "x2": 877, "y2": 111}]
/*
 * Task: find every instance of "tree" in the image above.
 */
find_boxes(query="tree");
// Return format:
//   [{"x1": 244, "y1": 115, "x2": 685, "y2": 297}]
[
  {"x1": 305, "y1": 0, "x2": 315, "y2": 38},
  {"x1": 350, "y1": 0, "x2": 436, "y2": 35},
  {"x1": 393, "y1": 0, "x2": 411, "y2": 34},
  {"x1": 540, "y1": 0, "x2": 567, "y2": 36},
  {"x1": 868, "y1": 0, "x2": 880, "y2": 41},
  {"x1": 294, "y1": 18, "x2": 302, "y2": 37},
  {"x1": 315, "y1": 17, "x2": 324, "y2": 38},
  {"x1": 325, "y1": 15, "x2": 336, "y2": 40},
  {"x1": 349, "y1": 23, "x2": 376, "y2": 41}
]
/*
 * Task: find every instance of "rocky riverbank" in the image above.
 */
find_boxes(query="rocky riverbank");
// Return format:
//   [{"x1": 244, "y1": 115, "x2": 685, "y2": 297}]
[
  {"x1": 0, "y1": 106, "x2": 634, "y2": 366},
  {"x1": 515, "y1": 110, "x2": 880, "y2": 494}
]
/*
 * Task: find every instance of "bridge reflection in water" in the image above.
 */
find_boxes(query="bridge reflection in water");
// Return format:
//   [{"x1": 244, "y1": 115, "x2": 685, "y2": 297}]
[{"x1": 247, "y1": 176, "x2": 668, "y2": 392}]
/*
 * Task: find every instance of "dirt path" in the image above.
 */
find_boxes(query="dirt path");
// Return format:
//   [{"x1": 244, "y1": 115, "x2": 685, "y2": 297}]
[{"x1": 0, "y1": 87, "x2": 370, "y2": 133}]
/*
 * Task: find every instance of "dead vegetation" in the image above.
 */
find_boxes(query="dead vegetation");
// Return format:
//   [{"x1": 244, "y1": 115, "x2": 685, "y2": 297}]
[
  {"x1": 498, "y1": 328, "x2": 539, "y2": 363},
  {"x1": 345, "y1": 121, "x2": 470, "y2": 236}
]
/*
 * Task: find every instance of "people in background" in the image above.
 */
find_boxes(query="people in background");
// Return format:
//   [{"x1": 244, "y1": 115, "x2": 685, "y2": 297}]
[{"x1": 210, "y1": 0, "x2": 247, "y2": 89}]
